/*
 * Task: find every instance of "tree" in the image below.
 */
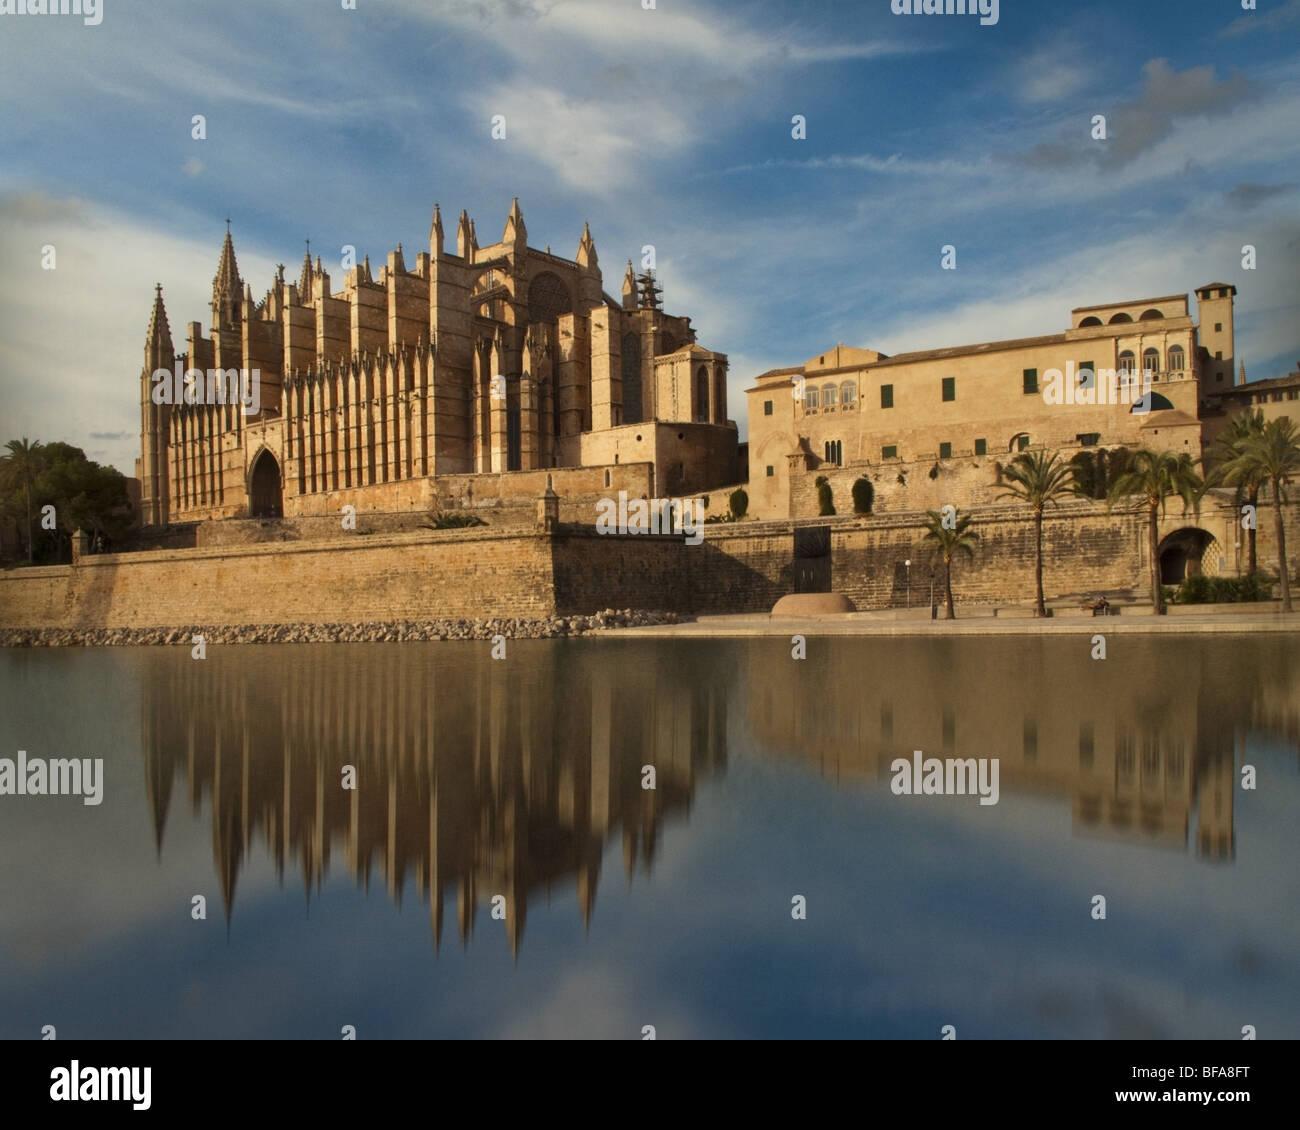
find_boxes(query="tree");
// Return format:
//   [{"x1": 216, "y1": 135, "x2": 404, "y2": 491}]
[
  {"x1": 0, "y1": 438, "x2": 45, "y2": 563},
  {"x1": 1207, "y1": 409, "x2": 1265, "y2": 575},
  {"x1": 728, "y1": 488, "x2": 748, "y2": 520},
  {"x1": 851, "y1": 477, "x2": 874, "y2": 514},
  {"x1": 815, "y1": 475, "x2": 835, "y2": 516},
  {"x1": 1220, "y1": 416, "x2": 1300, "y2": 612},
  {"x1": 921, "y1": 508, "x2": 979, "y2": 620},
  {"x1": 0, "y1": 440, "x2": 132, "y2": 563},
  {"x1": 1107, "y1": 448, "x2": 1203, "y2": 615},
  {"x1": 998, "y1": 450, "x2": 1080, "y2": 617}
]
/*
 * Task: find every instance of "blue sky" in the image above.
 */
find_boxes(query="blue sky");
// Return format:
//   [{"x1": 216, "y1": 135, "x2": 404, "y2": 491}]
[{"x1": 2, "y1": 0, "x2": 1298, "y2": 474}]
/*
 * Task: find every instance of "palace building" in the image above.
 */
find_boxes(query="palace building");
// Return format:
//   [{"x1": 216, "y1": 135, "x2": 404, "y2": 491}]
[
  {"x1": 137, "y1": 199, "x2": 738, "y2": 525},
  {"x1": 747, "y1": 284, "x2": 1244, "y2": 520}
]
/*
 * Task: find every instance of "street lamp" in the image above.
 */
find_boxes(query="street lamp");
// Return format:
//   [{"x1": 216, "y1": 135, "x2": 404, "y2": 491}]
[{"x1": 905, "y1": 558, "x2": 911, "y2": 608}]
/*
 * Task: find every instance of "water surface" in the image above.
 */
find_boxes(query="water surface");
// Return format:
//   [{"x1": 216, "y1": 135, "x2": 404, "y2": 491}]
[{"x1": 1, "y1": 635, "x2": 1297, "y2": 1039}]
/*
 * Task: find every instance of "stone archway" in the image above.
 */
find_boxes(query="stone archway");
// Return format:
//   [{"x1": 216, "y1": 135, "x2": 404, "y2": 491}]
[
  {"x1": 1158, "y1": 527, "x2": 1218, "y2": 584},
  {"x1": 248, "y1": 449, "x2": 283, "y2": 518}
]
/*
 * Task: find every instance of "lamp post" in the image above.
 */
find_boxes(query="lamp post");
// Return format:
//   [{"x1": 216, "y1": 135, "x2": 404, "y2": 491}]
[{"x1": 905, "y1": 558, "x2": 911, "y2": 608}]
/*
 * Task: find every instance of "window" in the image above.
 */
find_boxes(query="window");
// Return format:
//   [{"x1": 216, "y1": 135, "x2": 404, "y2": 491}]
[
  {"x1": 939, "y1": 441, "x2": 952, "y2": 459},
  {"x1": 882, "y1": 445, "x2": 897, "y2": 460},
  {"x1": 1077, "y1": 433, "x2": 1100, "y2": 447},
  {"x1": 840, "y1": 381, "x2": 857, "y2": 407},
  {"x1": 1272, "y1": 392, "x2": 1283, "y2": 403},
  {"x1": 822, "y1": 383, "x2": 838, "y2": 408},
  {"x1": 824, "y1": 440, "x2": 842, "y2": 465},
  {"x1": 763, "y1": 400, "x2": 773, "y2": 416},
  {"x1": 1143, "y1": 347, "x2": 1160, "y2": 374},
  {"x1": 766, "y1": 465, "x2": 774, "y2": 477},
  {"x1": 1215, "y1": 350, "x2": 1223, "y2": 360},
  {"x1": 1023, "y1": 368, "x2": 1038, "y2": 394},
  {"x1": 1118, "y1": 350, "x2": 1136, "y2": 374},
  {"x1": 1018, "y1": 435, "x2": 1030, "y2": 451},
  {"x1": 974, "y1": 438, "x2": 987, "y2": 456},
  {"x1": 1215, "y1": 322, "x2": 1223, "y2": 332},
  {"x1": 804, "y1": 386, "x2": 819, "y2": 411},
  {"x1": 942, "y1": 376, "x2": 955, "y2": 402},
  {"x1": 1288, "y1": 390, "x2": 1299, "y2": 400},
  {"x1": 1167, "y1": 345, "x2": 1185, "y2": 372},
  {"x1": 880, "y1": 384, "x2": 894, "y2": 409},
  {"x1": 1077, "y1": 360, "x2": 1094, "y2": 388}
]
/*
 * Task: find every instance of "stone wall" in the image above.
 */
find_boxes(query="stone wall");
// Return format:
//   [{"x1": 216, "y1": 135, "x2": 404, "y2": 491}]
[
  {"x1": 0, "y1": 529, "x2": 554, "y2": 630},
  {"x1": 3, "y1": 497, "x2": 1298, "y2": 632}
]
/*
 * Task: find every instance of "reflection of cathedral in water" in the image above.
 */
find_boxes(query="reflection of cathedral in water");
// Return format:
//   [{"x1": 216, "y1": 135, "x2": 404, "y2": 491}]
[
  {"x1": 742, "y1": 634, "x2": 1300, "y2": 864},
  {"x1": 140, "y1": 636, "x2": 1299, "y2": 954},
  {"x1": 141, "y1": 643, "x2": 730, "y2": 955}
]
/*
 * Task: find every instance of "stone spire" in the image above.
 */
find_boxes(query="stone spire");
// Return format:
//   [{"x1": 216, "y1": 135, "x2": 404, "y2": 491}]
[
  {"x1": 146, "y1": 283, "x2": 173, "y2": 358},
  {"x1": 430, "y1": 203, "x2": 444, "y2": 256},
  {"x1": 456, "y1": 209, "x2": 473, "y2": 258},
  {"x1": 576, "y1": 221, "x2": 597, "y2": 269},
  {"x1": 621, "y1": 260, "x2": 638, "y2": 311},
  {"x1": 211, "y1": 227, "x2": 242, "y2": 328},
  {"x1": 503, "y1": 196, "x2": 525, "y2": 245},
  {"x1": 298, "y1": 243, "x2": 313, "y2": 299}
]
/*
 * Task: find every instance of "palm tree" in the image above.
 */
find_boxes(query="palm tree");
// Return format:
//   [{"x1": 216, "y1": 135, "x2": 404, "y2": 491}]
[
  {"x1": 1207, "y1": 409, "x2": 1265, "y2": 575},
  {"x1": 921, "y1": 508, "x2": 979, "y2": 620},
  {"x1": 997, "y1": 450, "x2": 1080, "y2": 616},
  {"x1": 1107, "y1": 448, "x2": 1203, "y2": 615},
  {"x1": 1221, "y1": 416, "x2": 1300, "y2": 612},
  {"x1": 2, "y1": 438, "x2": 45, "y2": 564}
]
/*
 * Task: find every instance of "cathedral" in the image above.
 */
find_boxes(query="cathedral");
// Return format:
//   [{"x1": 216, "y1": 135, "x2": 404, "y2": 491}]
[{"x1": 137, "y1": 199, "x2": 739, "y2": 525}]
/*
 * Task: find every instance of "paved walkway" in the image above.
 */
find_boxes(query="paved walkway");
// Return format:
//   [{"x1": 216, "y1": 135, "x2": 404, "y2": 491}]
[{"x1": 600, "y1": 607, "x2": 1299, "y2": 637}]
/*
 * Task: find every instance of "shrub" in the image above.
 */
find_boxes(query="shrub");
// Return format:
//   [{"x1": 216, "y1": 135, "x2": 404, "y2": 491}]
[
  {"x1": 851, "y1": 477, "x2": 874, "y2": 514},
  {"x1": 424, "y1": 510, "x2": 485, "y2": 530},
  {"x1": 815, "y1": 476, "x2": 835, "y2": 516},
  {"x1": 728, "y1": 488, "x2": 748, "y2": 520},
  {"x1": 1175, "y1": 572, "x2": 1274, "y2": 604}
]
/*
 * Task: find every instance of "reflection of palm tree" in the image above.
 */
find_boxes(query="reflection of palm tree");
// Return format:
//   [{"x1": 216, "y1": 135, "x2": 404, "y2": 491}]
[
  {"x1": 997, "y1": 450, "x2": 1080, "y2": 617},
  {"x1": 921, "y1": 509, "x2": 979, "y2": 620},
  {"x1": 2, "y1": 437, "x2": 45, "y2": 563},
  {"x1": 1207, "y1": 409, "x2": 1265, "y2": 575},
  {"x1": 1221, "y1": 416, "x2": 1300, "y2": 612},
  {"x1": 1107, "y1": 449, "x2": 1203, "y2": 615}
]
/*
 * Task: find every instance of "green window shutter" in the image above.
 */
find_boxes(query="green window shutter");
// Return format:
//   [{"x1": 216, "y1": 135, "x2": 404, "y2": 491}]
[
  {"x1": 974, "y1": 438, "x2": 987, "y2": 456},
  {"x1": 880, "y1": 384, "x2": 894, "y2": 409},
  {"x1": 939, "y1": 442, "x2": 952, "y2": 459},
  {"x1": 763, "y1": 400, "x2": 773, "y2": 416},
  {"x1": 882, "y1": 445, "x2": 897, "y2": 460},
  {"x1": 1023, "y1": 368, "x2": 1038, "y2": 394},
  {"x1": 942, "y1": 377, "x2": 955, "y2": 402}
]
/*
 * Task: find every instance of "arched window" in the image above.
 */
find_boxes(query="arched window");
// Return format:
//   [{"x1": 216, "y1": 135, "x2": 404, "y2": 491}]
[
  {"x1": 1142, "y1": 347, "x2": 1161, "y2": 375},
  {"x1": 804, "y1": 385, "x2": 819, "y2": 411},
  {"x1": 840, "y1": 381, "x2": 857, "y2": 407},
  {"x1": 1118, "y1": 349, "x2": 1136, "y2": 373},
  {"x1": 1108, "y1": 313, "x2": 1133, "y2": 324},
  {"x1": 1079, "y1": 316, "x2": 1103, "y2": 327},
  {"x1": 1139, "y1": 309, "x2": 1164, "y2": 321},
  {"x1": 695, "y1": 365, "x2": 710, "y2": 422},
  {"x1": 621, "y1": 332, "x2": 642, "y2": 424},
  {"x1": 822, "y1": 383, "x2": 838, "y2": 408},
  {"x1": 1167, "y1": 345, "x2": 1185, "y2": 373}
]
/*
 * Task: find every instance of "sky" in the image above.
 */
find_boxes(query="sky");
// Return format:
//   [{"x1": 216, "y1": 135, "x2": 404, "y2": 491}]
[{"x1": 1, "y1": 0, "x2": 1298, "y2": 475}]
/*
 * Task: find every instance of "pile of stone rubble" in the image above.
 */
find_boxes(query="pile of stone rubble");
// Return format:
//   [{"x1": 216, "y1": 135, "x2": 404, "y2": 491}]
[{"x1": 0, "y1": 609, "x2": 680, "y2": 648}]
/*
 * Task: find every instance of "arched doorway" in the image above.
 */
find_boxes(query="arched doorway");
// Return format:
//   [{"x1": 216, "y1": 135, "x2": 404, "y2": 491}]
[
  {"x1": 1158, "y1": 527, "x2": 1218, "y2": 584},
  {"x1": 249, "y1": 449, "x2": 282, "y2": 518}
]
